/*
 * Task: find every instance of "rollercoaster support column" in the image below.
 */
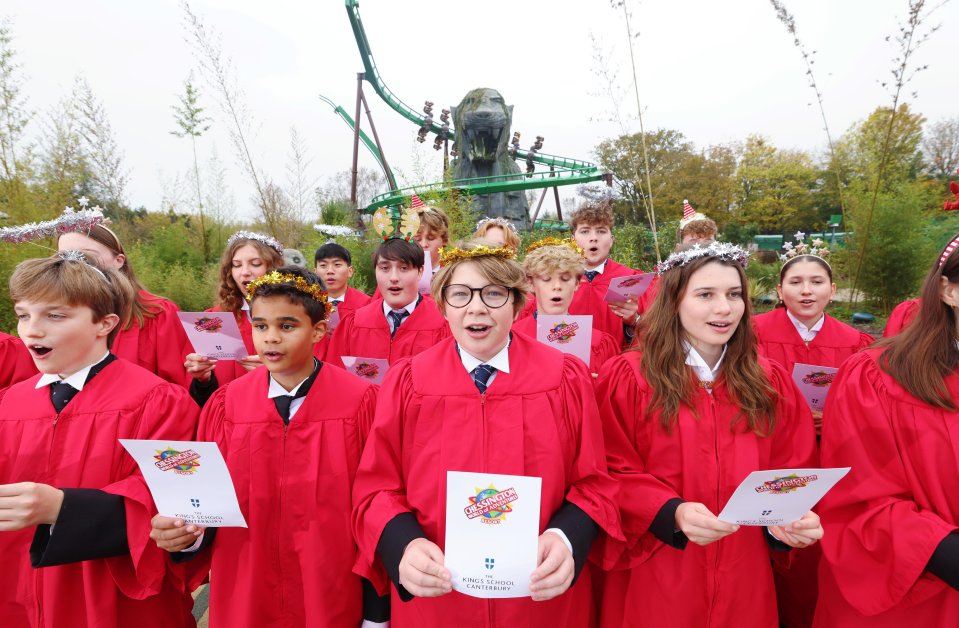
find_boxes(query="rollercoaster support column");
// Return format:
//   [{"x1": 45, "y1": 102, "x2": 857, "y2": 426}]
[
  {"x1": 350, "y1": 72, "x2": 365, "y2": 230},
  {"x1": 358, "y1": 90, "x2": 397, "y2": 193}
]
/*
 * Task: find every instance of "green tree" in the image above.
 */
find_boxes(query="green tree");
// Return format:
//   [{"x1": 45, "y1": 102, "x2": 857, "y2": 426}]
[
  {"x1": 171, "y1": 77, "x2": 212, "y2": 259},
  {"x1": 835, "y1": 104, "x2": 925, "y2": 188},
  {"x1": 733, "y1": 135, "x2": 818, "y2": 232}
]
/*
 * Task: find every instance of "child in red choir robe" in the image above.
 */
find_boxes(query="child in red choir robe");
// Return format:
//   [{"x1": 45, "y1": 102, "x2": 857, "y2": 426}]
[
  {"x1": 326, "y1": 238, "x2": 450, "y2": 368},
  {"x1": 0, "y1": 253, "x2": 199, "y2": 628},
  {"x1": 312, "y1": 242, "x2": 371, "y2": 361},
  {"x1": 185, "y1": 231, "x2": 284, "y2": 406},
  {"x1": 595, "y1": 242, "x2": 822, "y2": 628},
  {"x1": 58, "y1": 225, "x2": 193, "y2": 387},
  {"x1": 352, "y1": 242, "x2": 622, "y2": 627},
  {"x1": 150, "y1": 266, "x2": 388, "y2": 628},
  {"x1": 883, "y1": 297, "x2": 920, "y2": 336},
  {"x1": 0, "y1": 331, "x2": 37, "y2": 389},
  {"x1": 412, "y1": 202, "x2": 449, "y2": 279},
  {"x1": 813, "y1": 231, "x2": 959, "y2": 627},
  {"x1": 566, "y1": 201, "x2": 640, "y2": 348},
  {"x1": 515, "y1": 237, "x2": 619, "y2": 377},
  {"x1": 753, "y1": 246, "x2": 872, "y2": 628}
]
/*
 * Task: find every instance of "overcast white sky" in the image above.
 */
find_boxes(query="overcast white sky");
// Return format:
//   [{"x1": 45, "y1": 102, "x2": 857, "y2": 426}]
[{"x1": 4, "y1": 0, "x2": 957, "y2": 220}]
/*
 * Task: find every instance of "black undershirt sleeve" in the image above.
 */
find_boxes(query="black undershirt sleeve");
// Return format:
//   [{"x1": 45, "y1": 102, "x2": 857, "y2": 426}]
[
  {"x1": 376, "y1": 512, "x2": 427, "y2": 602},
  {"x1": 765, "y1": 527, "x2": 794, "y2": 552},
  {"x1": 189, "y1": 372, "x2": 219, "y2": 408},
  {"x1": 927, "y1": 532, "x2": 959, "y2": 591},
  {"x1": 169, "y1": 527, "x2": 219, "y2": 564},
  {"x1": 546, "y1": 501, "x2": 599, "y2": 583},
  {"x1": 649, "y1": 497, "x2": 689, "y2": 550},
  {"x1": 31, "y1": 488, "x2": 129, "y2": 567},
  {"x1": 362, "y1": 578, "x2": 391, "y2": 622}
]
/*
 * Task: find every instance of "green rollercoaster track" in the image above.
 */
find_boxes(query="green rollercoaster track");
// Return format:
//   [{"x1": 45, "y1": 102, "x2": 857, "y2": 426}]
[{"x1": 342, "y1": 0, "x2": 609, "y2": 213}]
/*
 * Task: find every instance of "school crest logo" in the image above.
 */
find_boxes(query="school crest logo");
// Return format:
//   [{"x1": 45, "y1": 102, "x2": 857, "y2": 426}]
[
  {"x1": 194, "y1": 316, "x2": 224, "y2": 334},
  {"x1": 755, "y1": 473, "x2": 818, "y2": 494},
  {"x1": 354, "y1": 361, "x2": 380, "y2": 379},
  {"x1": 801, "y1": 371, "x2": 834, "y2": 387},
  {"x1": 465, "y1": 484, "x2": 518, "y2": 525},
  {"x1": 154, "y1": 448, "x2": 201, "y2": 475},
  {"x1": 546, "y1": 321, "x2": 579, "y2": 345}
]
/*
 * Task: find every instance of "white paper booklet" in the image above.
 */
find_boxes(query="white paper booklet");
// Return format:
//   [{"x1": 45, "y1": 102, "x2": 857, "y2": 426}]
[
  {"x1": 444, "y1": 471, "x2": 542, "y2": 598},
  {"x1": 717, "y1": 467, "x2": 850, "y2": 526},
  {"x1": 177, "y1": 312, "x2": 248, "y2": 361},
  {"x1": 120, "y1": 439, "x2": 247, "y2": 527}
]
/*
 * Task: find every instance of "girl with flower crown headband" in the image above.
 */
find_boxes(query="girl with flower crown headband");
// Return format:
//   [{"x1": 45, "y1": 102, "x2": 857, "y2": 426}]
[
  {"x1": 351, "y1": 241, "x2": 621, "y2": 627},
  {"x1": 752, "y1": 236, "x2": 873, "y2": 628},
  {"x1": 812, "y1": 228, "x2": 959, "y2": 626},
  {"x1": 595, "y1": 241, "x2": 822, "y2": 628},
  {"x1": 185, "y1": 231, "x2": 284, "y2": 406}
]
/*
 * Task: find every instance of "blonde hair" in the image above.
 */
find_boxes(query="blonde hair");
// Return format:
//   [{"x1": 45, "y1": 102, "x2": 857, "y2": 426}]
[
  {"x1": 473, "y1": 220, "x2": 520, "y2": 252},
  {"x1": 217, "y1": 238, "x2": 284, "y2": 313},
  {"x1": 417, "y1": 206, "x2": 450, "y2": 243},
  {"x1": 10, "y1": 255, "x2": 136, "y2": 348},
  {"x1": 522, "y1": 245, "x2": 585, "y2": 279},
  {"x1": 432, "y1": 243, "x2": 528, "y2": 317}
]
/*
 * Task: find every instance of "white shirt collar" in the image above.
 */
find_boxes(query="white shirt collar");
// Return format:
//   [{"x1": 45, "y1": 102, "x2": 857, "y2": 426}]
[
  {"x1": 382, "y1": 297, "x2": 418, "y2": 317},
  {"x1": 267, "y1": 371, "x2": 314, "y2": 399},
  {"x1": 458, "y1": 340, "x2": 511, "y2": 376},
  {"x1": 36, "y1": 351, "x2": 110, "y2": 391},
  {"x1": 329, "y1": 293, "x2": 346, "y2": 304},
  {"x1": 585, "y1": 259, "x2": 608, "y2": 274},
  {"x1": 240, "y1": 298, "x2": 252, "y2": 321},
  {"x1": 786, "y1": 309, "x2": 825, "y2": 342},
  {"x1": 682, "y1": 341, "x2": 726, "y2": 385}
]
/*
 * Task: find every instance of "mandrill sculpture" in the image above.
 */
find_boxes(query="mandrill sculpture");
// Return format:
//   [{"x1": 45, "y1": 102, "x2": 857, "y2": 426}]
[{"x1": 452, "y1": 88, "x2": 531, "y2": 230}]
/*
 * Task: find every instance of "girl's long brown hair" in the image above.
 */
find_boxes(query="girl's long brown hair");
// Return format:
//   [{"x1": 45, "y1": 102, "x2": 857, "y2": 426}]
[
  {"x1": 217, "y1": 238, "x2": 284, "y2": 313},
  {"x1": 878, "y1": 233, "x2": 959, "y2": 409},
  {"x1": 637, "y1": 256, "x2": 777, "y2": 435}
]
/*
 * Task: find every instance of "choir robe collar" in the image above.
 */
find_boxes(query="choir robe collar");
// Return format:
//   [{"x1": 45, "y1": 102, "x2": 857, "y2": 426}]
[
  {"x1": 786, "y1": 309, "x2": 825, "y2": 342},
  {"x1": 36, "y1": 351, "x2": 111, "y2": 391}
]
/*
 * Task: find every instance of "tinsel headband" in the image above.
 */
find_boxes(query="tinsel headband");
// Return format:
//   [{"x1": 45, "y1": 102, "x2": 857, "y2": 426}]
[
  {"x1": 475, "y1": 216, "x2": 518, "y2": 234},
  {"x1": 656, "y1": 241, "x2": 749, "y2": 276},
  {"x1": 56, "y1": 249, "x2": 108, "y2": 280},
  {"x1": 244, "y1": 271, "x2": 333, "y2": 316},
  {"x1": 227, "y1": 231, "x2": 284, "y2": 254},
  {"x1": 438, "y1": 244, "x2": 517, "y2": 267},
  {"x1": 524, "y1": 236, "x2": 584, "y2": 257},
  {"x1": 0, "y1": 207, "x2": 105, "y2": 244},
  {"x1": 779, "y1": 231, "x2": 831, "y2": 268}
]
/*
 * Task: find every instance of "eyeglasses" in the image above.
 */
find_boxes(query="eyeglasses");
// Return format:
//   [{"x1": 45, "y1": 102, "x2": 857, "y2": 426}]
[{"x1": 442, "y1": 284, "x2": 513, "y2": 308}]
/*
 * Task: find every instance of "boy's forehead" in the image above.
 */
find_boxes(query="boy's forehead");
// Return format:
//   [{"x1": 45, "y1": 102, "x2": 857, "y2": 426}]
[
  {"x1": 14, "y1": 298, "x2": 80, "y2": 310},
  {"x1": 317, "y1": 256, "x2": 349, "y2": 265},
  {"x1": 575, "y1": 222, "x2": 612, "y2": 230},
  {"x1": 250, "y1": 295, "x2": 311, "y2": 319}
]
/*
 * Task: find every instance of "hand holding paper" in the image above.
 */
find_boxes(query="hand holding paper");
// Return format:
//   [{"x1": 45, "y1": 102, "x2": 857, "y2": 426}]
[
  {"x1": 768, "y1": 510, "x2": 823, "y2": 548},
  {"x1": 718, "y1": 468, "x2": 849, "y2": 527},
  {"x1": 675, "y1": 502, "x2": 739, "y2": 546},
  {"x1": 529, "y1": 532, "x2": 574, "y2": 601},
  {"x1": 399, "y1": 538, "x2": 452, "y2": 597},
  {"x1": 150, "y1": 514, "x2": 204, "y2": 552}
]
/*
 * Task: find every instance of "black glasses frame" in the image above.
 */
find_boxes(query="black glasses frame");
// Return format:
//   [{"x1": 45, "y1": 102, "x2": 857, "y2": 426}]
[{"x1": 442, "y1": 284, "x2": 513, "y2": 309}]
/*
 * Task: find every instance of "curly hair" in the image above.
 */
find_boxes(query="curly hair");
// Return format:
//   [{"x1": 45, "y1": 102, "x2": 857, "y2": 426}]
[
  {"x1": 522, "y1": 244, "x2": 585, "y2": 279},
  {"x1": 569, "y1": 200, "x2": 615, "y2": 232},
  {"x1": 217, "y1": 238, "x2": 284, "y2": 313}
]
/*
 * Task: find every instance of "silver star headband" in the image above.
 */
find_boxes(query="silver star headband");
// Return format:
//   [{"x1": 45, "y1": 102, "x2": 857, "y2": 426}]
[
  {"x1": 656, "y1": 241, "x2": 750, "y2": 276},
  {"x1": 0, "y1": 207, "x2": 105, "y2": 244},
  {"x1": 475, "y1": 216, "x2": 518, "y2": 234},
  {"x1": 226, "y1": 230, "x2": 283, "y2": 254}
]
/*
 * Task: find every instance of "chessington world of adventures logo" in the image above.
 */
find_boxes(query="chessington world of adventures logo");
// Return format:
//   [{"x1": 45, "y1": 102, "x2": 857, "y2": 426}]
[
  {"x1": 464, "y1": 484, "x2": 520, "y2": 525},
  {"x1": 546, "y1": 321, "x2": 579, "y2": 345},
  {"x1": 755, "y1": 473, "x2": 818, "y2": 494},
  {"x1": 154, "y1": 447, "x2": 201, "y2": 476}
]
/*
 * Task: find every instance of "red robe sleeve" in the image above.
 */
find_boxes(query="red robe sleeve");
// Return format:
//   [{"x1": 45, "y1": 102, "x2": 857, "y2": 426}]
[
  {"x1": 0, "y1": 332, "x2": 37, "y2": 390},
  {"x1": 99, "y1": 384, "x2": 200, "y2": 599},
  {"x1": 818, "y1": 351, "x2": 957, "y2": 616},
  {"x1": 883, "y1": 298, "x2": 920, "y2": 337},
  {"x1": 351, "y1": 358, "x2": 416, "y2": 593},
  {"x1": 325, "y1": 309, "x2": 357, "y2": 369},
  {"x1": 590, "y1": 329, "x2": 620, "y2": 375},
  {"x1": 593, "y1": 355, "x2": 684, "y2": 570}
]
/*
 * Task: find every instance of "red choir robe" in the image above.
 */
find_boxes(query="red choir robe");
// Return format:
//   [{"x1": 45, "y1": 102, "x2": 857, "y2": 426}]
[
  {"x1": 325, "y1": 296, "x2": 450, "y2": 368},
  {"x1": 570, "y1": 259, "x2": 639, "y2": 348},
  {"x1": 595, "y1": 351, "x2": 818, "y2": 628},
  {"x1": 883, "y1": 298, "x2": 920, "y2": 337},
  {"x1": 0, "y1": 331, "x2": 37, "y2": 390},
  {"x1": 112, "y1": 291, "x2": 193, "y2": 387},
  {"x1": 183, "y1": 364, "x2": 378, "y2": 627},
  {"x1": 813, "y1": 349, "x2": 959, "y2": 626},
  {"x1": 752, "y1": 307, "x2": 873, "y2": 627},
  {"x1": 313, "y1": 286, "x2": 372, "y2": 361},
  {"x1": 753, "y1": 308, "x2": 875, "y2": 375},
  {"x1": 352, "y1": 334, "x2": 623, "y2": 627},
  {"x1": 0, "y1": 359, "x2": 199, "y2": 628},
  {"x1": 204, "y1": 306, "x2": 255, "y2": 388},
  {"x1": 511, "y1": 314, "x2": 619, "y2": 375}
]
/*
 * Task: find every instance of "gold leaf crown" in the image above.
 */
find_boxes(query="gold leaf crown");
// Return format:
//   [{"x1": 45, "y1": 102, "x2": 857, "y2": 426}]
[
  {"x1": 438, "y1": 244, "x2": 517, "y2": 267},
  {"x1": 245, "y1": 271, "x2": 333, "y2": 317},
  {"x1": 524, "y1": 236, "x2": 584, "y2": 257}
]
